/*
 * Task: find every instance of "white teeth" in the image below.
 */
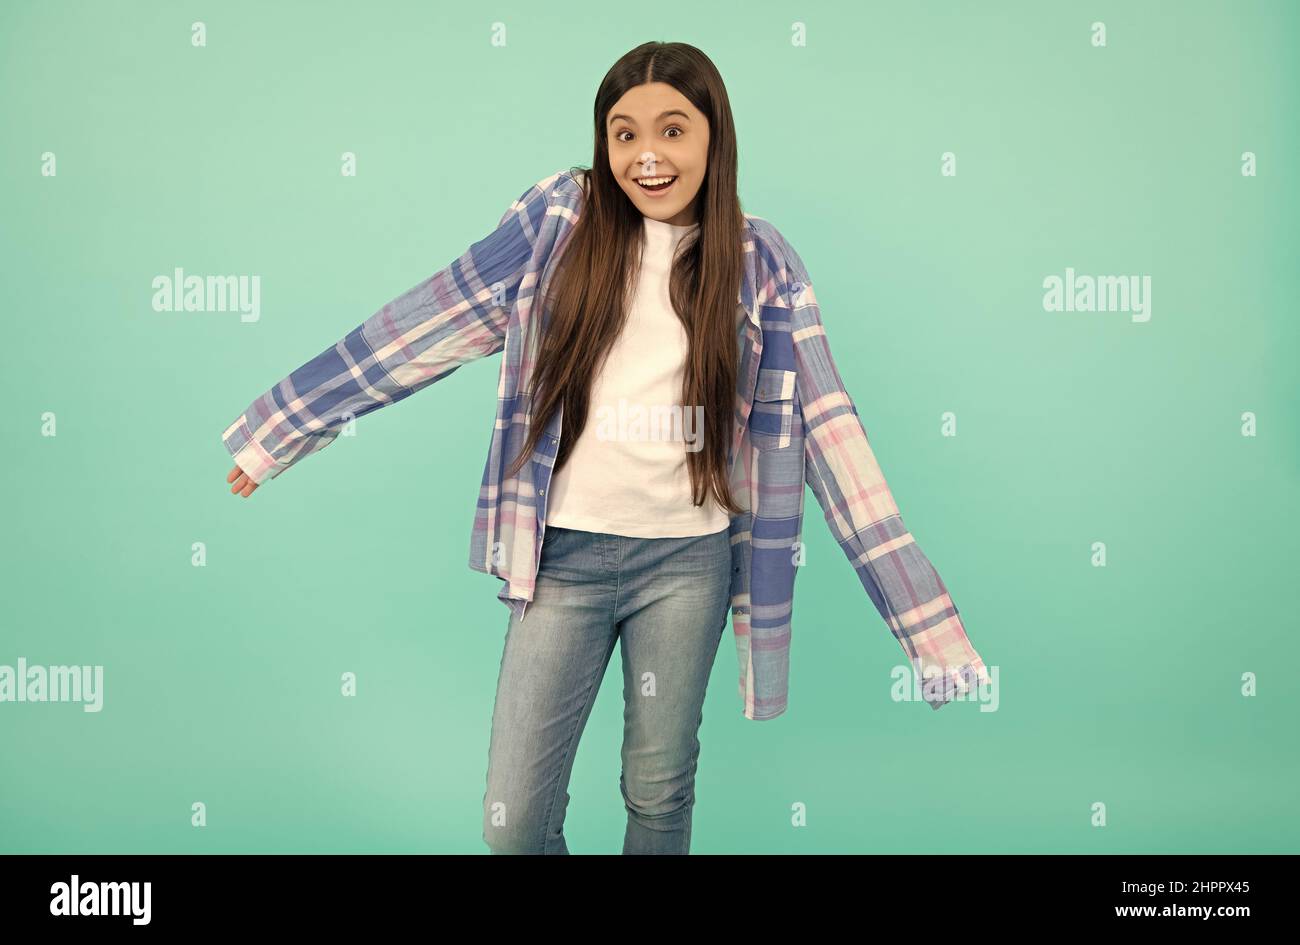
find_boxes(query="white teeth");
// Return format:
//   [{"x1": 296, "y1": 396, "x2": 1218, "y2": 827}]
[{"x1": 637, "y1": 176, "x2": 675, "y2": 186}]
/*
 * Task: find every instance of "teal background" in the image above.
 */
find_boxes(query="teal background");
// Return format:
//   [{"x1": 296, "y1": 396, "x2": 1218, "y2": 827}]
[{"x1": 2, "y1": 0, "x2": 1296, "y2": 854}]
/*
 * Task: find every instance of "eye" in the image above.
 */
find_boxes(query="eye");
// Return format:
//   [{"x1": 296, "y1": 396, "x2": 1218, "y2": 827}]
[{"x1": 614, "y1": 125, "x2": 682, "y2": 143}]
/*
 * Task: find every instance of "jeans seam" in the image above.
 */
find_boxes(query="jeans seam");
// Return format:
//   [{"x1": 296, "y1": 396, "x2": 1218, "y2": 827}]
[{"x1": 612, "y1": 535, "x2": 623, "y2": 620}]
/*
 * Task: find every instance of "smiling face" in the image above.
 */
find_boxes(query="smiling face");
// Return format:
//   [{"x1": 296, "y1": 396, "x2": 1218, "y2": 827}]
[{"x1": 606, "y1": 81, "x2": 710, "y2": 227}]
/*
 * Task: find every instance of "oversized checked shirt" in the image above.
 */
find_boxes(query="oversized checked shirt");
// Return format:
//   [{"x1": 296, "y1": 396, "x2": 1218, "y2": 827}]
[{"x1": 222, "y1": 168, "x2": 991, "y2": 720}]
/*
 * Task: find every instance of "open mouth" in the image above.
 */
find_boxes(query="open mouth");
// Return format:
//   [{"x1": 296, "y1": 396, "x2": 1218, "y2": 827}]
[{"x1": 635, "y1": 175, "x2": 677, "y2": 194}]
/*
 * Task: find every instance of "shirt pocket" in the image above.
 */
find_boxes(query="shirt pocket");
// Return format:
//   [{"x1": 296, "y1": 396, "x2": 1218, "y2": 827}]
[{"x1": 750, "y1": 367, "x2": 798, "y2": 451}]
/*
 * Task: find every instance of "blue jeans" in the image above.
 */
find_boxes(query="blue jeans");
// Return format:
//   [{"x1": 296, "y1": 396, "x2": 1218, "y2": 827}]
[{"x1": 481, "y1": 524, "x2": 733, "y2": 854}]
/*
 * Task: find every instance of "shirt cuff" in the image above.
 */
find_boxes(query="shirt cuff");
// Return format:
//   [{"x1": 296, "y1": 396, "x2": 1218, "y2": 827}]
[
  {"x1": 221, "y1": 415, "x2": 282, "y2": 484},
  {"x1": 922, "y1": 660, "x2": 992, "y2": 710}
]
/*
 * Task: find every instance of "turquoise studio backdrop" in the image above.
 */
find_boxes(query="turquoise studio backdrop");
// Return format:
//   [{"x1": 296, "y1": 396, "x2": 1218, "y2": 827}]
[{"x1": 2, "y1": 0, "x2": 1297, "y2": 854}]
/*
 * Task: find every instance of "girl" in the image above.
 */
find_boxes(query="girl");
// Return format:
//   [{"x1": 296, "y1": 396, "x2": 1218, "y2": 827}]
[{"x1": 222, "y1": 41, "x2": 990, "y2": 855}]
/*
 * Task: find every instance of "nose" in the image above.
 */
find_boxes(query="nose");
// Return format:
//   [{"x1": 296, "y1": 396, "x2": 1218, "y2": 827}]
[{"x1": 637, "y1": 151, "x2": 661, "y2": 175}]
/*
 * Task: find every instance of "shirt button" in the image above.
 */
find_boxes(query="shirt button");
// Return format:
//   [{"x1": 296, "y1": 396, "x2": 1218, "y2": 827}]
[{"x1": 538, "y1": 488, "x2": 545, "y2": 495}]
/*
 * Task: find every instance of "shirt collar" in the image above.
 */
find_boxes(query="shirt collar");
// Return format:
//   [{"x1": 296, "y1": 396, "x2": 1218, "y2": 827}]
[{"x1": 738, "y1": 222, "x2": 761, "y2": 328}]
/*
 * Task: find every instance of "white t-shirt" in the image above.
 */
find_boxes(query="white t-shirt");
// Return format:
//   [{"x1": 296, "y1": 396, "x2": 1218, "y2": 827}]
[{"x1": 543, "y1": 215, "x2": 733, "y2": 538}]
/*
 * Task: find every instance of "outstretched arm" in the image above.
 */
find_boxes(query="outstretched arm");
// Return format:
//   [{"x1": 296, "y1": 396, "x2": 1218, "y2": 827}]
[
  {"x1": 222, "y1": 177, "x2": 551, "y2": 489},
  {"x1": 780, "y1": 233, "x2": 991, "y2": 709}
]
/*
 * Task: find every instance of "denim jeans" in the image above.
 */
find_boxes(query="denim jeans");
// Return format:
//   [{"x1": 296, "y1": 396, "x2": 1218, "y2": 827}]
[{"x1": 481, "y1": 523, "x2": 733, "y2": 854}]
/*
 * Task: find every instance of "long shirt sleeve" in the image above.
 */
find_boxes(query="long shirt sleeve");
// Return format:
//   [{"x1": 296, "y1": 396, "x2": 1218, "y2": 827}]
[
  {"x1": 780, "y1": 235, "x2": 991, "y2": 709},
  {"x1": 221, "y1": 178, "x2": 551, "y2": 483}
]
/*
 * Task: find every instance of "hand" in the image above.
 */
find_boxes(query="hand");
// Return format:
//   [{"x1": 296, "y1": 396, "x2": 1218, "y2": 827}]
[{"x1": 227, "y1": 464, "x2": 260, "y2": 498}]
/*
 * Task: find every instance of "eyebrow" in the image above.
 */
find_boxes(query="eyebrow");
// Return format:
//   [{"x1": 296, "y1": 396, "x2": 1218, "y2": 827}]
[{"x1": 607, "y1": 109, "x2": 691, "y2": 127}]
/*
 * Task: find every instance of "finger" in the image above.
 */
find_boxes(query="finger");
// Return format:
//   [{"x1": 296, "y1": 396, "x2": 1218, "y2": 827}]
[
  {"x1": 240, "y1": 479, "x2": 258, "y2": 497},
  {"x1": 227, "y1": 465, "x2": 241, "y2": 483},
  {"x1": 230, "y1": 472, "x2": 248, "y2": 493}
]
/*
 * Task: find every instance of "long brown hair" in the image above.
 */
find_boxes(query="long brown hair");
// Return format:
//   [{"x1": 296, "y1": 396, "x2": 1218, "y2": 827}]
[{"x1": 504, "y1": 41, "x2": 746, "y2": 517}]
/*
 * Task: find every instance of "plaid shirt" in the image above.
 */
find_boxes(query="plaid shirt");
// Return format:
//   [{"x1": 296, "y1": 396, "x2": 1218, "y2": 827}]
[{"x1": 222, "y1": 168, "x2": 990, "y2": 720}]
